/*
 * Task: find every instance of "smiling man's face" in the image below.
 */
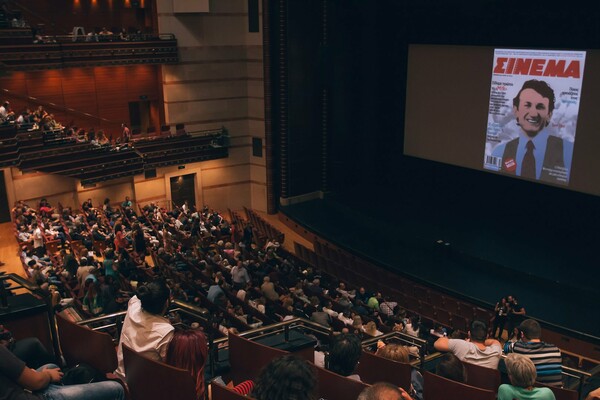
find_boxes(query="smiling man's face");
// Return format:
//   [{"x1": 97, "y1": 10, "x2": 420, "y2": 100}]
[{"x1": 514, "y1": 88, "x2": 552, "y2": 138}]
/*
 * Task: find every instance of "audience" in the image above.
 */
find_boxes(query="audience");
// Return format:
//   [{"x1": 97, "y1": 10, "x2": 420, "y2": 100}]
[
  {"x1": 8, "y1": 196, "x2": 581, "y2": 399},
  {"x1": 498, "y1": 353, "x2": 556, "y2": 400}
]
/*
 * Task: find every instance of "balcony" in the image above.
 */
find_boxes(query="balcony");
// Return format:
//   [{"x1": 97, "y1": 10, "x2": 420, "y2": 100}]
[
  {"x1": 4, "y1": 124, "x2": 229, "y2": 185},
  {"x1": 0, "y1": 29, "x2": 178, "y2": 71}
]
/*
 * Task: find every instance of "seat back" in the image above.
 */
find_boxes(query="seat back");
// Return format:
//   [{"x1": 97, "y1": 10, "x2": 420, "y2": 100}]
[
  {"x1": 211, "y1": 382, "x2": 256, "y2": 400},
  {"x1": 462, "y1": 361, "x2": 501, "y2": 392},
  {"x1": 423, "y1": 371, "x2": 495, "y2": 400},
  {"x1": 55, "y1": 313, "x2": 117, "y2": 373},
  {"x1": 356, "y1": 351, "x2": 411, "y2": 390},
  {"x1": 228, "y1": 333, "x2": 288, "y2": 383},
  {"x1": 122, "y1": 344, "x2": 197, "y2": 400},
  {"x1": 536, "y1": 382, "x2": 579, "y2": 400},
  {"x1": 315, "y1": 366, "x2": 369, "y2": 400}
]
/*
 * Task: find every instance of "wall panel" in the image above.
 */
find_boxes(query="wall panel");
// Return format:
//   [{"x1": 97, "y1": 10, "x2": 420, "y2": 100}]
[{"x1": 0, "y1": 65, "x2": 161, "y2": 135}]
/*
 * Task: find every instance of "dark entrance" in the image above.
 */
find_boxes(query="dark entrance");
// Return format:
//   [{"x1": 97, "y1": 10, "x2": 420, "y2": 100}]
[
  {"x1": 0, "y1": 171, "x2": 10, "y2": 222},
  {"x1": 170, "y1": 173, "x2": 196, "y2": 209}
]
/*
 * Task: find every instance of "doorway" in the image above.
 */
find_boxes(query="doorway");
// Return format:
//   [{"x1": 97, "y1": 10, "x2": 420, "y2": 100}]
[
  {"x1": 0, "y1": 171, "x2": 10, "y2": 222},
  {"x1": 169, "y1": 173, "x2": 196, "y2": 209},
  {"x1": 128, "y1": 100, "x2": 159, "y2": 134}
]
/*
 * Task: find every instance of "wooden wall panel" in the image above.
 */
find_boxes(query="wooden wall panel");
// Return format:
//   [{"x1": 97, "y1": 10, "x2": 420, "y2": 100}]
[
  {"x1": 26, "y1": 71, "x2": 64, "y2": 104},
  {"x1": 126, "y1": 65, "x2": 159, "y2": 99},
  {"x1": 62, "y1": 68, "x2": 98, "y2": 115},
  {"x1": 0, "y1": 65, "x2": 161, "y2": 135},
  {"x1": 94, "y1": 67, "x2": 128, "y2": 106},
  {"x1": 0, "y1": 74, "x2": 29, "y2": 114},
  {"x1": 0, "y1": 73, "x2": 27, "y2": 93}
]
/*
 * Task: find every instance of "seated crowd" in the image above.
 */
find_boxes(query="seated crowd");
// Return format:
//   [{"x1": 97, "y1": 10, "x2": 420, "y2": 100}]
[{"x1": 5, "y1": 197, "x2": 596, "y2": 400}]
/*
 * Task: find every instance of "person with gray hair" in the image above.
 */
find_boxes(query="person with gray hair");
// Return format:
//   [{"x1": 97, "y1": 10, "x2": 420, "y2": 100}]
[
  {"x1": 357, "y1": 382, "x2": 411, "y2": 400},
  {"x1": 498, "y1": 353, "x2": 556, "y2": 400}
]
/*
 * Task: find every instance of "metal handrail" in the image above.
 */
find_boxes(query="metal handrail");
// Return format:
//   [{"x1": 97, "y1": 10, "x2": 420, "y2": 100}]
[
  {"x1": 67, "y1": 299, "x2": 597, "y2": 391},
  {"x1": 361, "y1": 331, "x2": 428, "y2": 371},
  {"x1": 21, "y1": 33, "x2": 177, "y2": 44}
]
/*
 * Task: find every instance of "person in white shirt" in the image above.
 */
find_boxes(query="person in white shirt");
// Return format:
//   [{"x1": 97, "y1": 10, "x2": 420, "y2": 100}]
[
  {"x1": 434, "y1": 320, "x2": 502, "y2": 369},
  {"x1": 115, "y1": 280, "x2": 174, "y2": 378}
]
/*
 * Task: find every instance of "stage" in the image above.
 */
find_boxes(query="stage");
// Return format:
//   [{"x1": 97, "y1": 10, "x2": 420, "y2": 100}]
[{"x1": 281, "y1": 195, "x2": 600, "y2": 340}]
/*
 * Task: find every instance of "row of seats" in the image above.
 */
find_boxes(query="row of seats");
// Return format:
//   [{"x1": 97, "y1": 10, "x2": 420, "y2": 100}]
[
  {"x1": 295, "y1": 240, "x2": 493, "y2": 335},
  {"x1": 243, "y1": 207, "x2": 285, "y2": 247}
]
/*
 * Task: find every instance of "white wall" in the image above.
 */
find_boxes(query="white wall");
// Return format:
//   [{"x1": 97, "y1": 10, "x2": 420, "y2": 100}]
[{"x1": 157, "y1": 0, "x2": 267, "y2": 212}]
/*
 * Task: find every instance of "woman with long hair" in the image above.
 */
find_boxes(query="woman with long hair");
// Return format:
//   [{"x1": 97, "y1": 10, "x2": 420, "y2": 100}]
[{"x1": 166, "y1": 328, "x2": 208, "y2": 400}]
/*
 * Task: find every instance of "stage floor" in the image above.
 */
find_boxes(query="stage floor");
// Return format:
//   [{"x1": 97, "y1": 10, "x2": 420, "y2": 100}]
[{"x1": 281, "y1": 195, "x2": 600, "y2": 340}]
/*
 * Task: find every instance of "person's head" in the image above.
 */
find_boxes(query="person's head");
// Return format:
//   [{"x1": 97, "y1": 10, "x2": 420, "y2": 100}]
[
  {"x1": 166, "y1": 329, "x2": 208, "y2": 399},
  {"x1": 364, "y1": 321, "x2": 378, "y2": 336},
  {"x1": 252, "y1": 355, "x2": 316, "y2": 400},
  {"x1": 136, "y1": 279, "x2": 170, "y2": 315},
  {"x1": 375, "y1": 343, "x2": 410, "y2": 363},
  {"x1": 357, "y1": 382, "x2": 404, "y2": 400},
  {"x1": 327, "y1": 333, "x2": 362, "y2": 377},
  {"x1": 505, "y1": 353, "x2": 537, "y2": 388},
  {"x1": 435, "y1": 353, "x2": 467, "y2": 383},
  {"x1": 518, "y1": 319, "x2": 542, "y2": 341},
  {"x1": 352, "y1": 315, "x2": 363, "y2": 329},
  {"x1": 392, "y1": 321, "x2": 405, "y2": 332},
  {"x1": 513, "y1": 79, "x2": 555, "y2": 138},
  {"x1": 469, "y1": 320, "x2": 488, "y2": 343}
]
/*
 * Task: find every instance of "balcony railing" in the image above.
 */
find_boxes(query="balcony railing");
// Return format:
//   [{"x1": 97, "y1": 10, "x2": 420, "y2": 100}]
[{"x1": 0, "y1": 32, "x2": 178, "y2": 70}]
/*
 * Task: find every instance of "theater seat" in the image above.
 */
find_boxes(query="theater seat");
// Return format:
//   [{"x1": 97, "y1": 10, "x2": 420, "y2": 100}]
[
  {"x1": 122, "y1": 344, "x2": 196, "y2": 400},
  {"x1": 536, "y1": 382, "x2": 579, "y2": 400},
  {"x1": 462, "y1": 361, "x2": 501, "y2": 392},
  {"x1": 356, "y1": 350, "x2": 411, "y2": 390},
  {"x1": 423, "y1": 371, "x2": 495, "y2": 400},
  {"x1": 55, "y1": 313, "x2": 117, "y2": 374},
  {"x1": 315, "y1": 366, "x2": 370, "y2": 400},
  {"x1": 228, "y1": 332, "x2": 288, "y2": 384}
]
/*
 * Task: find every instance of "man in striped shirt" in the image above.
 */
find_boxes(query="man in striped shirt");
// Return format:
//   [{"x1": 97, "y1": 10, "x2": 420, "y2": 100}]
[{"x1": 504, "y1": 318, "x2": 563, "y2": 387}]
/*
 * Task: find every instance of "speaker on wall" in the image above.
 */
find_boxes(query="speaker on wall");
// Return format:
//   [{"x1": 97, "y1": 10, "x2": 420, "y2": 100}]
[
  {"x1": 248, "y1": 0, "x2": 259, "y2": 32},
  {"x1": 144, "y1": 169, "x2": 157, "y2": 179},
  {"x1": 252, "y1": 137, "x2": 263, "y2": 157}
]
